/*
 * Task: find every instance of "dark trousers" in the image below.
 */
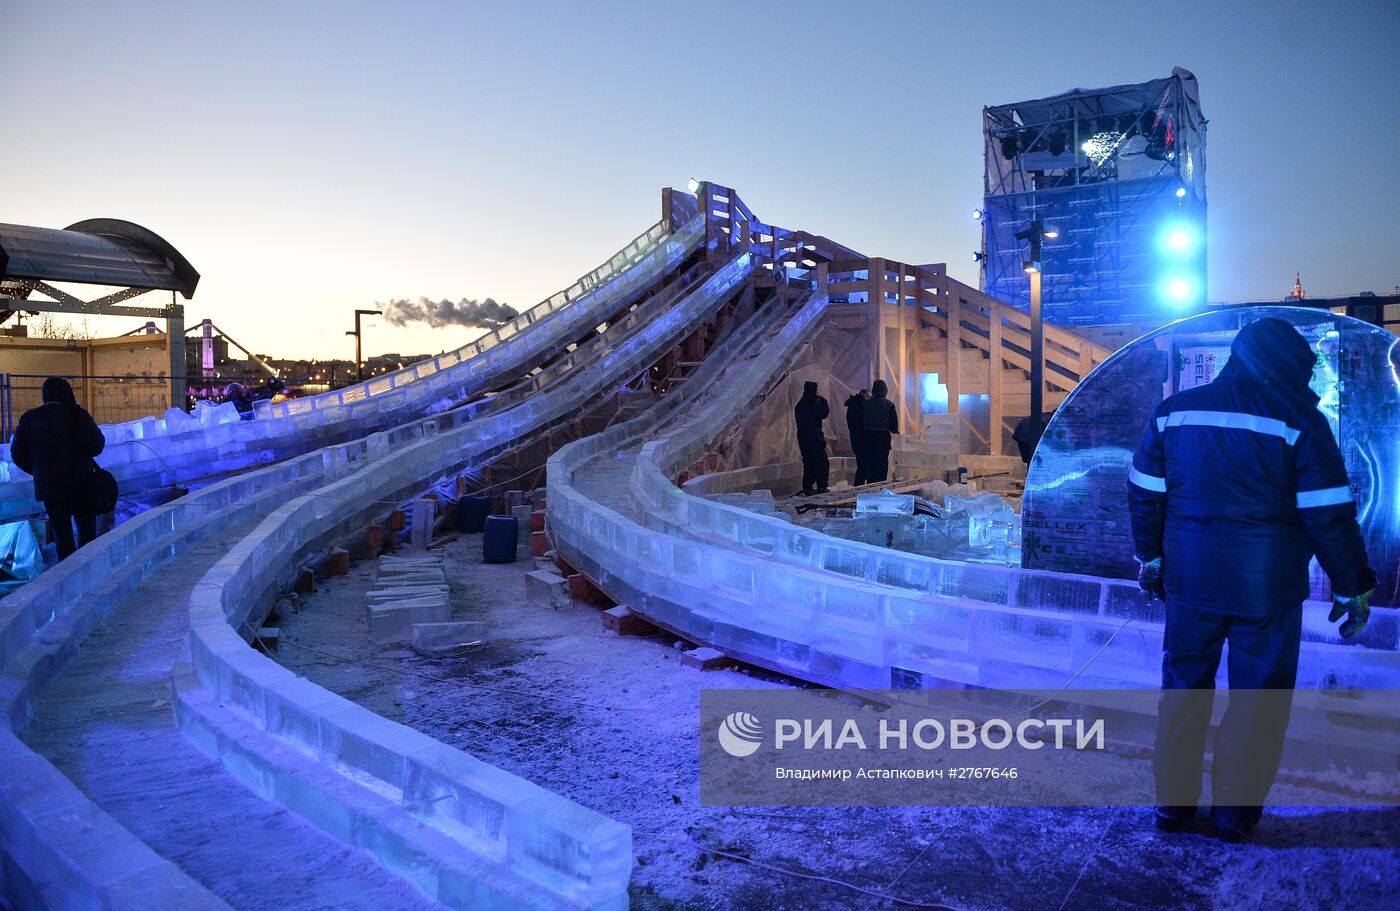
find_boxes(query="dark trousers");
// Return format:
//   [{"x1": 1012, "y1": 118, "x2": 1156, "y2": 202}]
[
  {"x1": 1154, "y1": 602, "x2": 1301, "y2": 829},
  {"x1": 849, "y1": 429, "x2": 866, "y2": 486},
  {"x1": 799, "y1": 441, "x2": 829, "y2": 492},
  {"x1": 46, "y1": 500, "x2": 98, "y2": 561},
  {"x1": 862, "y1": 443, "x2": 891, "y2": 484}
]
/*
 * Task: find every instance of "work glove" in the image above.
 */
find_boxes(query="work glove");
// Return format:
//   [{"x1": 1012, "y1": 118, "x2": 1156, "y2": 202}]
[
  {"x1": 1328, "y1": 588, "x2": 1374, "y2": 639},
  {"x1": 1137, "y1": 556, "x2": 1165, "y2": 601}
]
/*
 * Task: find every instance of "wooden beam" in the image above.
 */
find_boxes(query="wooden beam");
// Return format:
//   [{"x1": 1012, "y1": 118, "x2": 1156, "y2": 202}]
[
  {"x1": 944, "y1": 291, "x2": 961, "y2": 415},
  {"x1": 988, "y1": 307, "x2": 1003, "y2": 455}
]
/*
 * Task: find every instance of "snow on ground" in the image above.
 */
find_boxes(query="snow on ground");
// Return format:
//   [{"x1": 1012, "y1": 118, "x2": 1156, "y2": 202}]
[{"x1": 271, "y1": 534, "x2": 1400, "y2": 911}]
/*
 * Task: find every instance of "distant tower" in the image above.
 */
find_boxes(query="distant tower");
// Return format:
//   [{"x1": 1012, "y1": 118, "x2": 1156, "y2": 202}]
[
  {"x1": 1289, "y1": 271, "x2": 1306, "y2": 300},
  {"x1": 981, "y1": 67, "x2": 1206, "y2": 327}
]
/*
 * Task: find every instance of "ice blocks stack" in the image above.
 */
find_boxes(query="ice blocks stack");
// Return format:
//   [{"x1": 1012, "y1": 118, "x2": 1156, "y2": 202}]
[
  {"x1": 366, "y1": 554, "x2": 450, "y2": 644},
  {"x1": 892, "y1": 412, "x2": 961, "y2": 479}
]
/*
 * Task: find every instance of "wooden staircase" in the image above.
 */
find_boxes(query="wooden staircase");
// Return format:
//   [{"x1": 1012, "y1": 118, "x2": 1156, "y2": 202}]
[{"x1": 817, "y1": 258, "x2": 1113, "y2": 456}]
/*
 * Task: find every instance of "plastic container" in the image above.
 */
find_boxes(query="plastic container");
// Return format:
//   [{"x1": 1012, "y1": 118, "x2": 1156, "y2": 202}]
[
  {"x1": 482, "y1": 515, "x2": 518, "y2": 564},
  {"x1": 457, "y1": 495, "x2": 492, "y2": 533}
]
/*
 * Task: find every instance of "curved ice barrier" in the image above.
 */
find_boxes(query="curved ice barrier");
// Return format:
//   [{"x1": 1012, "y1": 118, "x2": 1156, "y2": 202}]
[
  {"x1": 549, "y1": 296, "x2": 1400, "y2": 693},
  {"x1": 0, "y1": 243, "x2": 769, "y2": 909}
]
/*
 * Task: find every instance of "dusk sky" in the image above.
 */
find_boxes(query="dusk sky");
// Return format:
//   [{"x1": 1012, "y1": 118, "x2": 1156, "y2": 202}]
[{"x1": 4, "y1": 0, "x2": 1398, "y2": 361}]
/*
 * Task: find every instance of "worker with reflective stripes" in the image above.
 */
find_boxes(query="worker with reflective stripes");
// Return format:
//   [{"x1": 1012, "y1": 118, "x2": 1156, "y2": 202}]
[{"x1": 1127, "y1": 317, "x2": 1376, "y2": 842}]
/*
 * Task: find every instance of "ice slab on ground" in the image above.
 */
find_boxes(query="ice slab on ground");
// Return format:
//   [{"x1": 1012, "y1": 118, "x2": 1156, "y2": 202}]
[
  {"x1": 411, "y1": 621, "x2": 488, "y2": 657},
  {"x1": 855, "y1": 492, "x2": 915, "y2": 515}
]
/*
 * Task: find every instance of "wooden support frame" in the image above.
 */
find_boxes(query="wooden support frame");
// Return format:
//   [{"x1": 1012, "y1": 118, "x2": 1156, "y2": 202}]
[{"x1": 819, "y1": 256, "x2": 1111, "y2": 457}]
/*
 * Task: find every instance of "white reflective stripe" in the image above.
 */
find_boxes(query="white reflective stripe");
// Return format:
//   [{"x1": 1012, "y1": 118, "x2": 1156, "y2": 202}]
[
  {"x1": 1296, "y1": 486, "x2": 1353, "y2": 509},
  {"x1": 1128, "y1": 467, "x2": 1167, "y2": 492},
  {"x1": 1156, "y1": 410, "x2": 1302, "y2": 445}
]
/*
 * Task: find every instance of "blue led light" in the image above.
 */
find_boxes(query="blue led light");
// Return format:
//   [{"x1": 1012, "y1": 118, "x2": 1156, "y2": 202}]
[
  {"x1": 1159, "y1": 220, "x2": 1200, "y2": 256},
  {"x1": 1161, "y1": 275, "x2": 1197, "y2": 306}
]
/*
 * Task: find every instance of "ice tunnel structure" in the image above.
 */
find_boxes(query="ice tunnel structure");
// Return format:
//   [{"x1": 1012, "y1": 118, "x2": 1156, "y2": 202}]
[{"x1": 1, "y1": 184, "x2": 1396, "y2": 910}]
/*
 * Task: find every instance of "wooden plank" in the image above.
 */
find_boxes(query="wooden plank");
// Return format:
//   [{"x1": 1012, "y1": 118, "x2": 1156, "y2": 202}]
[
  {"x1": 989, "y1": 309, "x2": 1003, "y2": 456},
  {"x1": 944, "y1": 292, "x2": 961, "y2": 415}
]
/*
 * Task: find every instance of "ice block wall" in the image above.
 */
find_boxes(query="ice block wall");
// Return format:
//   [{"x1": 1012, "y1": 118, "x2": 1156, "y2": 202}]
[{"x1": 548, "y1": 290, "x2": 1400, "y2": 696}]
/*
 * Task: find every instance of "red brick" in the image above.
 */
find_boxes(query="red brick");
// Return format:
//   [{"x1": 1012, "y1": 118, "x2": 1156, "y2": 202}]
[{"x1": 602, "y1": 605, "x2": 657, "y2": 636}]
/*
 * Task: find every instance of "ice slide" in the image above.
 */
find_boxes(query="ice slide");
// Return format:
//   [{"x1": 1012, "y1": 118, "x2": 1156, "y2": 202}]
[
  {"x1": 9, "y1": 179, "x2": 1392, "y2": 909},
  {"x1": 550, "y1": 306, "x2": 1400, "y2": 697},
  {"x1": 0, "y1": 201, "x2": 766, "y2": 909},
  {"x1": 0, "y1": 210, "x2": 706, "y2": 522}
]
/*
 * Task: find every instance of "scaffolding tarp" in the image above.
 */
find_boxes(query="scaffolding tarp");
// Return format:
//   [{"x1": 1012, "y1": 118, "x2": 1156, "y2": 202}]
[{"x1": 982, "y1": 68, "x2": 1206, "y2": 327}]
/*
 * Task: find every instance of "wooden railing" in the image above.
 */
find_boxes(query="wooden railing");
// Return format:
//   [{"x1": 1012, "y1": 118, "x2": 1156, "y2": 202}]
[{"x1": 816, "y1": 257, "x2": 1112, "y2": 455}]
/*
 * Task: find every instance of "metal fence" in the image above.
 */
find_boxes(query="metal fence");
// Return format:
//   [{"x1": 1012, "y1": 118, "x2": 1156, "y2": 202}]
[{"x1": 0, "y1": 373, "x2": 275, "y2": 443}]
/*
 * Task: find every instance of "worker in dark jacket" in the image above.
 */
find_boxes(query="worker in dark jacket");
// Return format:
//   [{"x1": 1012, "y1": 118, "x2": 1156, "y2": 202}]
[
  {"x1": 10, "y1": 377, "x2": 107, "y2": 561},
  {"x1": 844, "y1": 389, "x2": 868, "y2": 486},
  {"x1": 860, "y1": 379, "x2": 899, "y2": 483},
  {"x1": 794, "y1": 381, "x2": 830, "y2": 494},
  {"x1": 1128, "y1": 318, "x2": 1375, "y2": 842}
]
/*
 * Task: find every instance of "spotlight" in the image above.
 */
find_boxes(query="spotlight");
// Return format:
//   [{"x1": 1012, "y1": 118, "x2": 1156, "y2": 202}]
[
  {"x1": 973, "y1": 251, "x2": 985, "y2": 262},
  {"x1": 1042, "y1": 224, "x2": 1060, "y2": 239},
  {"x1": 1175, "y1": 186, "x2": 1187, "y2": 199},
  {"x1": 1023, "y1": 260, "x2": 1040, "y2": 274},
  {"x1": 687, "y1": 178, "x2": 701, "y2": 194},
  {"x1": 1161, "y1": 275, "x2": 1196, "y2": 306},
  {"x1": 972, "y1": 208, "x2": 984, "y2": 221},
  {"x1": 1159, "y1": 220, "x2": 1199, "y2": 255}
]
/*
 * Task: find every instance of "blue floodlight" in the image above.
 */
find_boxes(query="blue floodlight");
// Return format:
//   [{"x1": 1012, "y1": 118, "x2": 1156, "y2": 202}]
[
  {"x1": 1160, "y1": 275, "x2": 1197, "y2": 307},
  {"x1": 972, "y1": 208, "x2": 984, "y2": 221},
  {"x1": 1159, "y1": 220, "x2": 1200, "y2": 256}
]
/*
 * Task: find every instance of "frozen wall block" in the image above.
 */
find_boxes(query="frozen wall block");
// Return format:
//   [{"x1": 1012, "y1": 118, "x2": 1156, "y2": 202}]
[
  {"x1": 524, "y1": 569, "x2": 570, "y2": 608},
  {"x1": 367, "y1": 594, "x2": 450, "y2": 643},
  {"x1": 365, "y1": 586, "x2": 450, "y2": 608},
  {"x1": 379, "y1": 554, "x2": 444, "y2": 569},
  {"x1": 373, "y1": 570, "x2": 447, "y2": 587},
  {"x1": 510, "y1": 505, "x2": 533, "y2": 544},
  {"x1": 410, "y1": 621, "x2": 488, "y2": 657}
]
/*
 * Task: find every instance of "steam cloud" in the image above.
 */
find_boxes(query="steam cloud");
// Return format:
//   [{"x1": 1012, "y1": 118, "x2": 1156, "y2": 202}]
[{"x1": 379, "y1": 296, "x2": 520, "y2": 329}]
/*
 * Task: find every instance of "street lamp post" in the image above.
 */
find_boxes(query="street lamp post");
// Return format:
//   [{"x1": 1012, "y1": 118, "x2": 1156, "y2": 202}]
[
  {"x1": 1015, "y1": 220, "x2": 1058, "y2": 437},
  {"x1": 347, "y1": 309, "x2": 382, "y2": 382}
]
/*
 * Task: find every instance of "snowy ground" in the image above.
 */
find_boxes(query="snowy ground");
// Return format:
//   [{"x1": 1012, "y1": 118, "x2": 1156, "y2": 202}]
[{"x1": 271, "y1": 534, "x2": 1400, "y2": 911}]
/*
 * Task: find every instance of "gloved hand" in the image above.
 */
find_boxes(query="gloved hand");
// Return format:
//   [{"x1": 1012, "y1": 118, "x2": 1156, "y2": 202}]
[
  {"x1": 1137, "y1": 557, "x2": 1165, "y2": 601},
  {"x1": 1328, "y1": 588, "x2": 1374, "y2": 639}
]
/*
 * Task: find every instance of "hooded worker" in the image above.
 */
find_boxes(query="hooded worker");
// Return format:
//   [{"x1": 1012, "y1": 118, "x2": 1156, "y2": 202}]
[
  {"x1": 793, "y1": 381, "x2": 830, "y2": 494},
  {"x1": 860, "y1": 379, "x2": 899, "y2": 483},
  {"x1": 1128, "y1": 317, "x2": 1375, "y2": 842},
  {"x1": 844, "y1": 389, "x2": 868, "y2": 485},
  {"x1": 9, "y1": 377, "x2": 107, "y2": 560}
]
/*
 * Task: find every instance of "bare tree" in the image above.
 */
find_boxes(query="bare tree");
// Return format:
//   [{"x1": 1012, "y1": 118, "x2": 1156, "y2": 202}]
[{"x1": 29, "y1": 313, "x2": 93, "y2": 340}]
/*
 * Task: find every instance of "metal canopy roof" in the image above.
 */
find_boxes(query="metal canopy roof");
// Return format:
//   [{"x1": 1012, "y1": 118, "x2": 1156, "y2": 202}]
[{"x1": 0, "y1": 218, "x2": 200, "y2": 299}]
